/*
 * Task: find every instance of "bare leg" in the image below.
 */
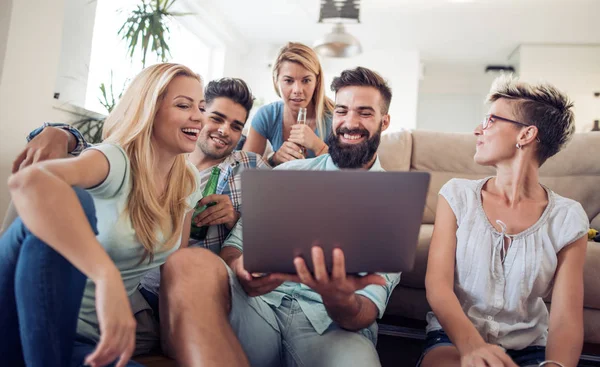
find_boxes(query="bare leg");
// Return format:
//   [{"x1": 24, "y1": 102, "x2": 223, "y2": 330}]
[
  {"x1": 420, "y1": 346, "x2": 462, "y2": 367},
  {"x1": 159, "y1": 247, "x2": 250, "y2": 367}
]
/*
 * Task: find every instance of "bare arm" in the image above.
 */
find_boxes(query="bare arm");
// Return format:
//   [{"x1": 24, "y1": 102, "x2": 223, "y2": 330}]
[
  {"x1": 10, "y1": 149, "x2": 139, "y2": 366},
  {"x1": 220, "y1": 245, "x2": 242, "y2": 265},
  {"x1": 323, "y1": 293, "x2": 379, "y2": 331},
  {"x1": 220, "y1": 244, "x2": 298, "y2": 297},
  {"x1": 243, "y1": 126, "x2": 267, "y2": 156},
  {"x1": 425, "y1": 197, "x2": 487, "y2": 355},
  {"x1": 13, "y1": 126, "x2": 78, "y2": 173},
  {"x1": 295, "y1": 247, "x2": 386, "y2": 331},
  {"x1": 546, "y1": 235, "x2": 587, "y2": 366},
  {"x1": 9, "y1": 150, "x2": 117, "y2": 282}
]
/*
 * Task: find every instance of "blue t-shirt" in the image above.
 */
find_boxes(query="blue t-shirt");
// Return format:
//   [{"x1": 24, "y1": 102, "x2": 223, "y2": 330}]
[{"x1": 251, "y1": 101, "x2": 332, "y2": 158}]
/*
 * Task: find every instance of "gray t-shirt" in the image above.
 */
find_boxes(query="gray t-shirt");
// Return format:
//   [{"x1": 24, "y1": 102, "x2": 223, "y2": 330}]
[
  {"x1": 76, "y1": 143, "x2": 203, "y2": 342},
  {"x1": 139, "y1": 165, "x2": 213, "y2": 295}
]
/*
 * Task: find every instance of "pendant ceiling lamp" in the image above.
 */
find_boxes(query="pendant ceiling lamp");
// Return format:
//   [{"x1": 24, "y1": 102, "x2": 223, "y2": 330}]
[{"x1": 313, "y1": 0, "x2": 362, "y2": 58}]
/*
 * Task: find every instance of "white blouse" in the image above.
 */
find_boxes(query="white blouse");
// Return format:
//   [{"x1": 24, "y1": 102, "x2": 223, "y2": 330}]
[{"x1": 426, "y1": 177, "x2": 589, "y2": 350}]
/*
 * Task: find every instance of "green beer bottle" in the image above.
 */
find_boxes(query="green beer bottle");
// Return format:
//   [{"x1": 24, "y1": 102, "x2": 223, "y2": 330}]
[{"x1": 190, "y1": 166, "x2": 220, "y2": 241}]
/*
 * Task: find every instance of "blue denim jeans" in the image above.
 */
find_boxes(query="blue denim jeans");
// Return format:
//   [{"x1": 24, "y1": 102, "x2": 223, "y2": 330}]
[
  {"x1": 417, "y1": 329, "x2": 546, "y2": 367},
  {"x1": 0, "y1": 187, "x2": 97, "y2": 366},
  {"x1": 224, "y1": 263, "x2": 381, "y2": 367}
]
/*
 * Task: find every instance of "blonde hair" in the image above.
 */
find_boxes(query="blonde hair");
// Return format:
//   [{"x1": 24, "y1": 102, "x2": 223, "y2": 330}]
[
  {"x1": 272, "y1": 42, "x2": 334, "y2": 138},
  {"x1": 102, "y1": 63, "x2": 201, "y2": 263},
  {"x1": 487, "y1": 74, "x2": 575, "y2": 165}
]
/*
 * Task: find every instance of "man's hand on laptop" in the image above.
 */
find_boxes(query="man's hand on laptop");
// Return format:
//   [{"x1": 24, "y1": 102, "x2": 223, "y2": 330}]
[
  {"x1": 195, "y1": 194, "x2": 240, "y2": 230},
  {"x1": 229, "y1": 254, "x2": 299, "y2": 297},
  {"x1": 294, "y1": 246, "x2": 386, "y2": 306}
]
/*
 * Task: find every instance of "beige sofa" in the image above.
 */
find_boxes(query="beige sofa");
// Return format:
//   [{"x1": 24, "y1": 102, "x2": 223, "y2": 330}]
[
  {"x1": 2, "y1": 130, "x2": 599, "y2": 364},
  {"x1": 377, "y1": 129, "x2": 600, "y2": 344}
]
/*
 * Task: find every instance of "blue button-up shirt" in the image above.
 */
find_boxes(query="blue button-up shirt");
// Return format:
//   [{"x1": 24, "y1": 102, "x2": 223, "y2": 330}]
[{"x1": 223, "y1": 154, "x2": 401, "y2": 343}]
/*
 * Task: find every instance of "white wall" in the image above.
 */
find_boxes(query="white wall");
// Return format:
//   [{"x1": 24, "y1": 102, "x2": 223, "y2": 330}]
[
  {"x1": 517, "y1": 44, "x2": 600, "y2": 132},
  {"x1": 225, "y1": 44, "x2": 421, "y2": 132},
  {"x1": 321, "y1": 48, "x2": 420, "y2": 132},
  {"x1": 417, "y1": 63, "x2": 498, "y2": 133},
  {"x1": 54, "y1": 0, "x2": 98, "y2": 108},
  {"x1": 0, "y1": 0, "x2": 13, "y2": 83},
  {"x1": 0, "y1": 0, "x2": 71, "y2": 224}
]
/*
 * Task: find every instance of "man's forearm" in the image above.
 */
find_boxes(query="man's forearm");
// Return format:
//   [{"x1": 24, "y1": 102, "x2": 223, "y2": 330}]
[
  {"x1": 59, "y1": 127, "x2": 78, "y2": 153},
  {"x1": 220, "y1": 246, "x2": 242, "y2": 266},
  {"x1": 323, "y1": 294, "x2": 378, "y2": 331}
]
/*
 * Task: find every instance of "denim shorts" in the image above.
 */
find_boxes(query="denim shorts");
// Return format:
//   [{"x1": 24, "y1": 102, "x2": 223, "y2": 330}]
[{"x1": 416, "y1": 329, "x2": 546, "y2": 367}]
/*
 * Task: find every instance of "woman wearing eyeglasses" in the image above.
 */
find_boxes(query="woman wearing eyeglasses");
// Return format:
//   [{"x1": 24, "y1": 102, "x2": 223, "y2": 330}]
[{"x1": 420, "y1": 75, "x2": 589, "y2": 367}]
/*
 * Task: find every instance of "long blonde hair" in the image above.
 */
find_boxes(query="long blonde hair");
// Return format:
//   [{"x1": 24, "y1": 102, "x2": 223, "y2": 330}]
[
  {"x1": 272, "y1": 42, "x2": 334, "y2": 138},
  {"x1": 102, "y1": 63, "x2": 200, "y2": 263}
]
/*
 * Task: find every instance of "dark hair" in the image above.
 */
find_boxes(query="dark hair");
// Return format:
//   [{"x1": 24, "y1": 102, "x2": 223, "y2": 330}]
[
  {"x1": 330, "y1": 67, "x2": 392, "y2": 114},
  {"x1": 487, "y1": 74, "x2": 575, "y2": 166},
  {"x1": 204, "y1": 78, "x2": 255, "y2": 121}
]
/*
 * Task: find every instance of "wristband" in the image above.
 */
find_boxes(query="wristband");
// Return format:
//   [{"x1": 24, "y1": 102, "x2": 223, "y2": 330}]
[{"x1": 539, "y1": 361, "x2": 565, "y2": 367}]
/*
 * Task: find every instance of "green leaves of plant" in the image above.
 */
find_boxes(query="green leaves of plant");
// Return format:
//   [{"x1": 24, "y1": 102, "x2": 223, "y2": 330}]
[{"x1": 118, "y1": 0, "x2": 190, "y2": 67}]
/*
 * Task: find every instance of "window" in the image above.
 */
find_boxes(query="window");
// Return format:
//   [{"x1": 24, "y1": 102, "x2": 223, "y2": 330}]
[{"x1": 82, "y1": 0, "x2": 220, "y2": 114}]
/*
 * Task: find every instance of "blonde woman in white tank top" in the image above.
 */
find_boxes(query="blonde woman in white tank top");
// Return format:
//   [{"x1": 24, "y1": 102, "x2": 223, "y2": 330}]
[{"x1": 420, "y1": 75, "x2": 589, "y2": 367}]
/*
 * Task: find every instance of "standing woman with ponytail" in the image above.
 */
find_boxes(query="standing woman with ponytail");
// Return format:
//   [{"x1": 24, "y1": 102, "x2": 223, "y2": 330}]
[
  {"x1": 243, "y1": 42, "x2": 334, "y2": 166},
  {"x1": 0, "y1": 63, "x2": 205, "y2": 367}
]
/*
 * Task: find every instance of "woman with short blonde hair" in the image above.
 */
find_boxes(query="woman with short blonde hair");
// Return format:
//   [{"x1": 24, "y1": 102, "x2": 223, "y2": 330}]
[{"x1": 421, "y1": 75, "x2": 588, "y2": 367}]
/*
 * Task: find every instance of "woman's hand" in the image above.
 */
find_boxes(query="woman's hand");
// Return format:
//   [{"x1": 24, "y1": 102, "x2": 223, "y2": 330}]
[
  {"x1": 84, "y1": 268, "x2": 136, "y2": 367},
  {"x1": 288, "y1": 124, "x2": 325, "y2": 152},
  {"x1": 460, "y1": 344, "x2": 518, "y2": 367},
  {"x1": 271, "y1": 141, "x2": 305, "y2": 165}
]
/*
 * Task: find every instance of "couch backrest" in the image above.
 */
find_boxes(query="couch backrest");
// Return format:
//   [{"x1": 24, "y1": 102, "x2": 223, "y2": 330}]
[
  {"x1": 377, "y1": 130, "x2": 413, "y2": 171},
  {"x1": 405, "y1": 130, "x2": 600, "y2": 226}
]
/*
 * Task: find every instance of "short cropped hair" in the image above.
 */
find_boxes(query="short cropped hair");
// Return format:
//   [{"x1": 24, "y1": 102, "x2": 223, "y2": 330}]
[
  {"x1": 487, "y1": 74, "x2": 575, "y2": 165},
  {"x1": 205, "y1": 78, "x2": 254, "y2": 121},
  {"x1": 330, "y1": 67, "x2": 392, "y2": 114}
]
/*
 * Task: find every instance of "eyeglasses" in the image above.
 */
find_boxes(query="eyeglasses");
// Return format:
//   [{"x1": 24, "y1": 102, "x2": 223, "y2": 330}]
[{"x1": 482, "y1": 114, "x2": 541, "y2": 142}]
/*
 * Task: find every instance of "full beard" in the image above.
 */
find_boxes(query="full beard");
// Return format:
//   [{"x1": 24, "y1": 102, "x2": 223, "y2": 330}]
[{"x1": 326, "y1": 123, "x2": 382, "y2": 169}]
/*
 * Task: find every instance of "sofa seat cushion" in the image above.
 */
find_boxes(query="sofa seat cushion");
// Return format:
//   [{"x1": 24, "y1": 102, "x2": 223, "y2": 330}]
[
  {"x1": 398, "y1": 225, "x2": 433, "y2": 290},
  {"x1": 583, "y1": 242, "x2": 600, "y2": 310}
]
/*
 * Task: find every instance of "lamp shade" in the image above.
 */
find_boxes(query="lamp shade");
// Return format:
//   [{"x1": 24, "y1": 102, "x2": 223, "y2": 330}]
[{"x1": 313, "y1": 23, "x2": 362, "y2": 58}]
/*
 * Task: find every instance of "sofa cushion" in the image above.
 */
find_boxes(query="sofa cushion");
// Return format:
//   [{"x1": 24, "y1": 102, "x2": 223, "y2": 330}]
[
  {"x1": 584, "y1": 242, "x2": 600, "y2": 310},
  {"x1": 409, "y1": 131, "x2": 600, "y2": 226},
  {"x1": 385, "y1": 285, "x2": 430, "y2": 320},
  {"x1": 409, "y1": 130, "x2": 493, "y2": 224},
  {"x1": 398, "y1": 224, "x2": 433, "y2": 290},
  {"x1": 377, "y1": 130, "x2": 412, "y2": 172}
]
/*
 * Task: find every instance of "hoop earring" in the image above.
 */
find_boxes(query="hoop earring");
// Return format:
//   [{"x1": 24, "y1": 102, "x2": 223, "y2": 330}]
[{"x1": 516, "y1": 143, "x2": 521, "y2": 149}]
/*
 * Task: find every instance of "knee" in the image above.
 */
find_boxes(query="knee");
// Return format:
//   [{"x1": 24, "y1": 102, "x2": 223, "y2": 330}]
[
  {"x1": 326, "y1": 331, "x2": 380, "y2": 366},
  {"x1": 72, "y1": 187, "x2": 97, "y2": 234},
  {"x1": 161, "y1": 247, "x2": 229, "y2": 296}
]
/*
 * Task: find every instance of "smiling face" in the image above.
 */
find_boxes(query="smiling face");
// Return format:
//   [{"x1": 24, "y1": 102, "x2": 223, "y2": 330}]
[
  {"x1": 276, "y1": 61, "x2": 317, "y2": 112},
  {"x1": 196, "y1": 97, "x2": 247, "y2": 160},
  {"x1": 327, "y1": 85, "x2": 390, "y2": 169},
  {"x1": 151, "y1": 75, "x2": 205, "y2": 155},
  {"x1": 474, "y1": 98, "x2": 530, "y2": 166}
]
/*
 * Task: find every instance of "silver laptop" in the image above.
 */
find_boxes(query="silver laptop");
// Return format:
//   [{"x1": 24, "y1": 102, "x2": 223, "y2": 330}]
[{"x1": 241, "y1": 170, "x2": 430, "y2": 274}]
